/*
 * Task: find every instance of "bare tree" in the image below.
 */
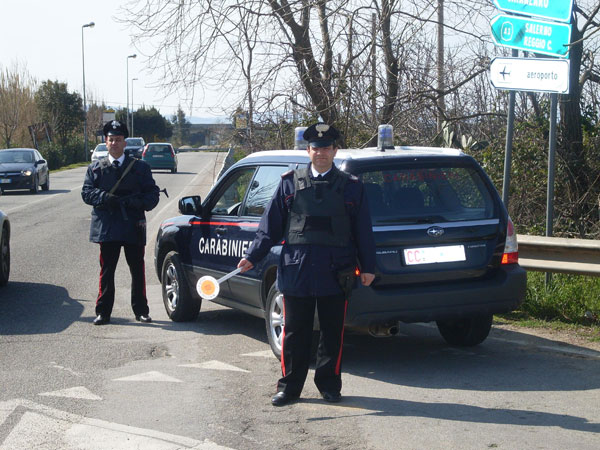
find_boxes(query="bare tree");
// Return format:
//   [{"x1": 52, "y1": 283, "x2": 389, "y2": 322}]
[{"x1": 0, "y1": 63, "x2": 36, "y2": 148}]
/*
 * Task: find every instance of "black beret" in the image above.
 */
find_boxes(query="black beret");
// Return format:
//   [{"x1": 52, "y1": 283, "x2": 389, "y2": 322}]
[
  {"x1": 303, "y1": 123, "x2": 340, "y2": 147},
  {"x1": 103, "y1": 120, "x2": 129, "y2": 138}
]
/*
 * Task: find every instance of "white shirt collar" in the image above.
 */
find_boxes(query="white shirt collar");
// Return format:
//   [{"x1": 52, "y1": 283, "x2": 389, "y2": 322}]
[
  {"x1": 108, "y1": 154, "x2": 125, "y2": 165},
  {"x1": 310, "y1": 165, "x2": 331, "y2": 178}
]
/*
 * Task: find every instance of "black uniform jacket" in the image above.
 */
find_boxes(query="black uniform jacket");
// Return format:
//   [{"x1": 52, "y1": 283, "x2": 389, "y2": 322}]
[
  {"x1": 245, "y1": 164, "x2": 376, "y2": 297},
  {"x1": 81, "y1": 156, "x2": 160, "y2": 245}
]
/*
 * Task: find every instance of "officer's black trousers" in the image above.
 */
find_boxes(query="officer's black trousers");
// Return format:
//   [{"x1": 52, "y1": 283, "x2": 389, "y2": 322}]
[
  {"x1": 277, "y1": 293, "x2": 348, "y2": 396},
  {"x1": 95, "y1": 242, "x2": 149, "y2": 317}
]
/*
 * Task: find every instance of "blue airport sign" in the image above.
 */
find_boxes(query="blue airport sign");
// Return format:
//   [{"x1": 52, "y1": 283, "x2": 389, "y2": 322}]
[
  {"x1": 490, "y1": 15, "x2": 571, "y2": 58},
  {"x1": 493, "y1": 0, "x2": 574, "y2": 23}
]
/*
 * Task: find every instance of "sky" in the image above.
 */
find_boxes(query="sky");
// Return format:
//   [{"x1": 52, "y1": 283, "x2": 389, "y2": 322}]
[{"x1": 0, "y1": 0, "x2": 227, "y2": 122}]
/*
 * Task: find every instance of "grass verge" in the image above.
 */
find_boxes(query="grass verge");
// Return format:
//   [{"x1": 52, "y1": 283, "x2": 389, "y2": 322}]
[{"x1": 497, "y1": 271, "x2": 600, "y2": 343}]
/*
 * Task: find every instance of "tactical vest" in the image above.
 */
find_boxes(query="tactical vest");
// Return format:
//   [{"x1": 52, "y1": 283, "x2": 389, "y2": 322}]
[{"x1": 285, "y1": 167, "x2": 352, "y2": 247}]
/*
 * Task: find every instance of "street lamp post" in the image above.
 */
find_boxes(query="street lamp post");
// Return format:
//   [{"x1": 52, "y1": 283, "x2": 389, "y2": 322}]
[
  {"x1": 131, "y1": 78, "x2": 138, "y2": 137},
  {"x1": 81, "y1": 21, "x2": 95, "y2": 161},
  {"x1": 126, "y1": 54, "x2": 137, "y2": 132}
]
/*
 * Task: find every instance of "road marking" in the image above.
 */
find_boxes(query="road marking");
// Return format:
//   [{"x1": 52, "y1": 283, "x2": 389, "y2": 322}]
[
  {"x1": 179, "y1": 361, "x2": 250, "y2": 372},
  {"x1": 112, "y1": 371, "x2": 183, "y2": 382},
  {"x1": 2, "y1": 188, "x2": 79, "y2": 215},
  {"x1": 0, "y1": 399, "x2": 234, "y2": 449},
  {"x1": 38, "y1": 387, "x2": 102, "y2": 401},
  {"x1": 48, "y1": 362, "x2": 83, "y2": 377},
  {"x1": 241, "y1": 350, "x2": 276, "y2": 358}
]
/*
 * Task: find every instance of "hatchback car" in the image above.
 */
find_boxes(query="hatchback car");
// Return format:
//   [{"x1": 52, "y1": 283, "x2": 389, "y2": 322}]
[
  {"x1": 155, "y1": 144, "x2": 526, "y2": 357},
  {"x1": 0, "y1": 148, "x2": 49, "y2": 193},
  {"x1": 0, "y1": 207, "x2": 9, "y2": 286},
  {"x1": 142, "y1": 143, "x2": 177, "y2": 173},
  {"x1": 91, "y1": 143, "x2": 108, "y2": 162},
  {"x1": 125, "y1": 137, "x2": 146, "y2": 158}
]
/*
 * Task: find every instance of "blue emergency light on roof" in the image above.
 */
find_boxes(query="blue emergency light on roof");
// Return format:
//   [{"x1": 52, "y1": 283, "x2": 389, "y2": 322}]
[
  {"x1": 294, "y1": 127, "x2": 308, "y2": 150},
  {"x1": 377, "y1": 124, "x2": 394, "y2": 151}
]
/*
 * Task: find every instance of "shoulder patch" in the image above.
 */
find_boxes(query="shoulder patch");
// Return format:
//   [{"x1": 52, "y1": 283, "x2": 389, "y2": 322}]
[{"x1": 281, "y1": 169, "x2": 294, "y2": 178}]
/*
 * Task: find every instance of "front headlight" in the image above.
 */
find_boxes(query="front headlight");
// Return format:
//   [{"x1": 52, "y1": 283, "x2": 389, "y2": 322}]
[{"x1": 21, "y1": 169, "x2": 32, "y2": 176}]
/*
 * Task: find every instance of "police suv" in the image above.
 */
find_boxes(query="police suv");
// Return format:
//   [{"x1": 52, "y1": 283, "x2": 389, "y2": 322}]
[{"x1": 154, "y1": 129, "x2": 526, "y2": 357}]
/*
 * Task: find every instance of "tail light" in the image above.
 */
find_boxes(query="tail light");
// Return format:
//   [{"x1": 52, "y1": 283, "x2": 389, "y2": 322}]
[
  {"x1": 501, "y1": 216, "x2": 518, "y2": 264},
  {"x1": 142, "y1": 145, "x2": 148, "y2": 157},
  {"x1": 170, "y1": 146, "x2": 175, "y2": 157}
]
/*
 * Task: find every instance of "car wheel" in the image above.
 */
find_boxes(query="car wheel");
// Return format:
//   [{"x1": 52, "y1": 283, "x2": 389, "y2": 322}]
[
  {"x1": 171, "y1": 166, "x2": 177, "y2": 173},
  {"x1": 30, "y1": 175, "x2": 38, "y2": 194},
  {"x1": 161, "y1": 251, "x2": 201, "y2": 321},
  {"x1": 0, "y1": 226, "x2": 10, "y2": 286},
  {"x1": 436, "y1": 313, "x2": 493, "y2": 346},
  {"x1": 41, "y1": 174, "x2": 50, "y2": 191},
  {"x1": 265, "y1": 283, "x2": 284, "y2": 359}
]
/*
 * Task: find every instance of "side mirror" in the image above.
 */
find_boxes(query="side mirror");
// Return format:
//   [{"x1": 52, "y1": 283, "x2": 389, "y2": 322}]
[{"x1": 178, "y1": 195, "x2": 202, "y2": 216}]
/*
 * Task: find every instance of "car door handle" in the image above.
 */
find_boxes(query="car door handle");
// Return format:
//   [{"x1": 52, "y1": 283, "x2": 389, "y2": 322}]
[{"x1": 215, "y1": 227, "x2": 227, "y2": 235}]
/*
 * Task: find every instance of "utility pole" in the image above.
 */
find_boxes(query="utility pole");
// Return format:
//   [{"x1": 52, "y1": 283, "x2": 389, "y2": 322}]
[
  {"x1": 436, "y1": 0, "x2": 445, "y2": 134},
  {"x1": 371, "y1": 13, "x2": 377, "y2": 126}
]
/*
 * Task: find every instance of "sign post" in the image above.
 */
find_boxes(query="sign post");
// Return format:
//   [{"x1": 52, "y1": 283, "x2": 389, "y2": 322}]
[{"x1": 490, "y1": 15, "x2": 571, "y2": 58}]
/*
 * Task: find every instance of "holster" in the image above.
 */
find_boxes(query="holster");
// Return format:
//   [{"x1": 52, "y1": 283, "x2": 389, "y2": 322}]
[{"x1": 336, "y1": 265, "x2": 357, "y2": 299}]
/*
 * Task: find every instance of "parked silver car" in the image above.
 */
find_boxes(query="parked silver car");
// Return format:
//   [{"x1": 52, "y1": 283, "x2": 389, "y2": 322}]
[{"x1": 91, "y1": 143, "x2": 108, "y2": 162}]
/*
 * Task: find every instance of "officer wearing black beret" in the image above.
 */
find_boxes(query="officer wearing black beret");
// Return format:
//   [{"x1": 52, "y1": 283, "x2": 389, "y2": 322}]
[
  {"x1": 238, "y1": 122, "x2": 376, "y2": 406},
  {"x1": 82, "y1": 120, "x2": 160, "y2": 325}
]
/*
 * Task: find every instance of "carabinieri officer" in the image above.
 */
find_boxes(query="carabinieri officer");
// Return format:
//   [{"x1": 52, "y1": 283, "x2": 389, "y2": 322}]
[
  {"x1": 82, "y1": 120, "x2": 160, "y2": 325},
  {"x1": 238, "y1": 123, "x2": 376, "y2": 406}
]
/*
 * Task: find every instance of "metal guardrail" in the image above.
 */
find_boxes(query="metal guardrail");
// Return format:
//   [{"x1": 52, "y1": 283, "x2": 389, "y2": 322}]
[{"x1": 517, "y1": 234, "x2": 600, "y2": 276}]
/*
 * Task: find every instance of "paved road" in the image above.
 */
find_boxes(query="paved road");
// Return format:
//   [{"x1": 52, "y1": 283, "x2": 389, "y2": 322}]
[{"x1": 1, "y1": 151, "x2": 599, "y2": 449}]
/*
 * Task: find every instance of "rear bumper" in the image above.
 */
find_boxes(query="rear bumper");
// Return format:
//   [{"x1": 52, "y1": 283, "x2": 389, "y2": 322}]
[
  {"x1": 146, "y1": 161, "x2": 176, "y2": 169},
  {"x1": 346, "y1": 264, "x2": 527, "y2": 326}
]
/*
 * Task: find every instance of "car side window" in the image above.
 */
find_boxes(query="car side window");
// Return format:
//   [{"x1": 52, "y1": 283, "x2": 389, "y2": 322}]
[
  {"x1": 210, "y1": 167, "x2": 255, "y2": 216},
  {"x1": 241, "y1": 165, "x2": 289, "y2": 217}
]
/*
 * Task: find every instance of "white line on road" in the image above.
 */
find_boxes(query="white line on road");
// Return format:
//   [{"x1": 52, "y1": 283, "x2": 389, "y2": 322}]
[
  {"x1": 112, "y1": 371, "x2": 183, "y2": 382},
  {"x1": 179, "y1": 361, "x2": 250, "y2": 372},
  {"x1": 0, "y1": 399, "x2": 234, "y2": 449},
  {"x1": 38, "y1": 386, "x2": 102, "y2": 401}
]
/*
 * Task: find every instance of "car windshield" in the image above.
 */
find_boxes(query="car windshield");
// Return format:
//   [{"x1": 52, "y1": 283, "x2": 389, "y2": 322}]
[
  {"x1": 126, "y1": 138, "x2": 143, "y2": 146},
  {"x1": 357, "y1": 163, "x2": 496, "y2": 224},
  {"x1": 94, "y1": 145, "x2": 107, "y2": 152},
  {"x1": 0, "y1": 151, "x2": 34, "y2": 163}
]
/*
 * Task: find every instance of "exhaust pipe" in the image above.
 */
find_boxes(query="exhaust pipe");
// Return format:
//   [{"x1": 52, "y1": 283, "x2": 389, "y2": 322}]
[{"x1": 368, "y1": 323, "x2": 399, "y2": 337}]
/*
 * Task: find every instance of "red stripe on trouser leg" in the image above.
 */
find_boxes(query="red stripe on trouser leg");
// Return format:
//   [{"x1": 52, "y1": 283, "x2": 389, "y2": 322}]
[
  {"x1": 141, "y1": 247, "x2": 146, "y2": 297},
  {"x1": 96, "y1": 245, "x2": 104, "y2": 305},
  {"x1": 334, "y1": 299, "x2": 349, "y2": 375},
  {"x1": 280, "y1": 296, "x2": 286, "y2": 377}
]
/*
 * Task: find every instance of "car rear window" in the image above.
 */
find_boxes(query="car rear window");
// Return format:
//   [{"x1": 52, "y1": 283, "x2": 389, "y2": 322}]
[
  {"x1": 148, "y1": 145, "x2": 172, "y2": 154},
  {"x1": 126, "y1": 139, "x2": 144, "y2": 146},
  {"x1": 357, "y1": 163, "x2": 496, "y2": 224}
]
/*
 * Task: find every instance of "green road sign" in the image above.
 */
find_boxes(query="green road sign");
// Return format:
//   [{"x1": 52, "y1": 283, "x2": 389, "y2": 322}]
[
  {"x1": 490, "y1": 15, "x2": 571, "y2": 58},
  {"x1": 493, "y1": 0, "x2": 573, "y2": 23}
]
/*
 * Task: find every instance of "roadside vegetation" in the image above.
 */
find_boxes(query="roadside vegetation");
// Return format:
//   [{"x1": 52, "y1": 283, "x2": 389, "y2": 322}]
[{"x1": 498, "y1": 272, "x2": 600, "y2": 341}]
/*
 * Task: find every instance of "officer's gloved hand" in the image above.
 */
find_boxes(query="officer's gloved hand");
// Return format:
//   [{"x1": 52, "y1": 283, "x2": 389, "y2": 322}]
[
  {"x1": 104, "y1": 193, "x2": 120, "y2": 209},
  {"x1": 123, "y1": 196, "x2": 145, "y2": 211}
]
